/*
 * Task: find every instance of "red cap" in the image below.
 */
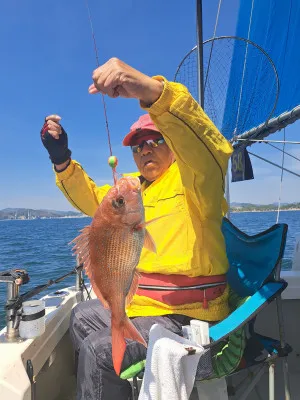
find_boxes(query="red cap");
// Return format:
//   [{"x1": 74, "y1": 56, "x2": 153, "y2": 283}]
[{"x1": 123, "y1": 114, "x2": 160, "y2": 146}]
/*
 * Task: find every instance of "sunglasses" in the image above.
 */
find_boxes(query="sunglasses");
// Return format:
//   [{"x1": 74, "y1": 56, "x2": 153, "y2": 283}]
[{"x1": 130, "y1": 138, "x2": 165, "y2": 154}]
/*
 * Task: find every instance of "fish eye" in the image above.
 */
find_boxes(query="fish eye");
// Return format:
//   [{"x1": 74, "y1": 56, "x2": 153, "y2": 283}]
[
  {"x1": 117, "y1": 196, "x2": 125, "y2": 205},
  {"x1": 112, "y1": 196, "x2": 125, "y2": 208}
]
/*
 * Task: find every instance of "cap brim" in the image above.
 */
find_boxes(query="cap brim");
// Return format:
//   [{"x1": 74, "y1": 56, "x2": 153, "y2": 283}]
[
  {"x1": 122, "y1": 128, "x2": 160, "y2": 146},
  {"x1": 122, "y1": 130, "x2": 138, "y2": 146}
]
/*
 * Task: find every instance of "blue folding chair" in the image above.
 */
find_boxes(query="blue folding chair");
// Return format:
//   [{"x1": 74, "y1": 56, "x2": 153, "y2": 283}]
[
  {"x1": 196, "y1": 217, "x2": 292, "y2": 399},
  {"x1": 126, "y1": 218, "x2": 292, "y2": 399}
]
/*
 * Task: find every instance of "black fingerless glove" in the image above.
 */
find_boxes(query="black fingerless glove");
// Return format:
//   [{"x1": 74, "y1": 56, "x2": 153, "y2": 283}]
[{"x1": 40, "y1": 121, "x2": 72, "y2": 165}]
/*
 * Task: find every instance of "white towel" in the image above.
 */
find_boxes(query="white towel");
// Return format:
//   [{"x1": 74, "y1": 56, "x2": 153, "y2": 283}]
[{"x1": 138, "y1": 324, "x2": 204, "y2": 400}]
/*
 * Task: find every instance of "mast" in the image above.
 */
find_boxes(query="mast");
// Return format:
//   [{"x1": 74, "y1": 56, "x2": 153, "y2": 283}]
[
  {"x1": 196, "y1": 0, "x2": 204, "y2": 108},
  {"x1": 197, "y1": 1, "x2": 231, "y2": 217}
]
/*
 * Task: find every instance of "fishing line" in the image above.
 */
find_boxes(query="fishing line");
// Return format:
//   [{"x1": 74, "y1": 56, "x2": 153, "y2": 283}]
[{"x1": 84, "y1": 0, "x2": 118, "y2": 184}]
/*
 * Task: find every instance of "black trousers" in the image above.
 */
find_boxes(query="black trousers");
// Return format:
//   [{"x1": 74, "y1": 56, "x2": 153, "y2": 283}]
[{"x1": 69, "y1": 299, "x2": 192, "y2": 400}]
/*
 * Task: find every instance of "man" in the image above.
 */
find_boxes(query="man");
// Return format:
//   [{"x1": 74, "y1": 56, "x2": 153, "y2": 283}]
[{"x1": 41, "y1": 58, "x2": 233, "y2": 400}]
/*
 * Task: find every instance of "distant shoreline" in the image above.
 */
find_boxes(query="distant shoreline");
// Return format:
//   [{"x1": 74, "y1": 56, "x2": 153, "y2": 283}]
[
  {"x1": 0, "y1": 209, "x2": 299, "y2": 221},
  {"x1": 231, "y1": 208, "x2": 300, "y2": 213},
  {"x1": 0, "y1": 216, "x2": 89, "y2": 222}
]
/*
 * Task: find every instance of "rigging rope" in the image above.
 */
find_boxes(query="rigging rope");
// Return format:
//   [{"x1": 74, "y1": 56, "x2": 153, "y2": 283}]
[
  {"x1": 247, "y1": 150, "x2": 300, "y2": 178},
  {"x1": 237, "y1": 138, "x2": 300, "y2": 145},
  {"x1": 276, "y1": 128, "x2": 286, "y2": 223},
  {"x1": 234, "y1": 0, "x2": 255, "y2": 136},
  {"x1": 267, "y1": 142, "x2": 300, "y2": 163},
  {"x1": 203, "y1": 0, "x2": 223, "y2": 92},
  {"x1": 84, "y1": 0, "x2": 118, "y2": 184}
]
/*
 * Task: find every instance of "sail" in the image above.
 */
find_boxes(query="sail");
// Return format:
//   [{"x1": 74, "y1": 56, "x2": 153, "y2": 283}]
[{"x1": 223, "y1": 0, "x2": 300, "y2": 142}]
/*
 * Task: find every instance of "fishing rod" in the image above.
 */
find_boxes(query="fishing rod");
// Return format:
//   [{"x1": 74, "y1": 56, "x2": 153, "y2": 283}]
[
  {"x1": 3, "y1": 263, "x2": 90, "y2": 313},
  {"x1": 0, "y1": 262, "x2": 92, "y2": 341}
]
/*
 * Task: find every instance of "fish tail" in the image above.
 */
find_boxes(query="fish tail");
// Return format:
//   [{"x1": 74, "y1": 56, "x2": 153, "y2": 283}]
[
  {"x1": 123, "y1": 316, "x2": 147, "y2": 347},
  {"x1": 111, "y1": 317, "x2": 147, "y2": 376}
]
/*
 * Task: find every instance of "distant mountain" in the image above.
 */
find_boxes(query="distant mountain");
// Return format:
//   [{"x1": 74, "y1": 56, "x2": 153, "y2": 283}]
[
  {"x1": 230, "y1": 202, "x2": 255, "y2": 207},
  {"x1": 1, "y1": 203, "x2": 299, "y2": 220},
  {"x1": 0, "y1": 208, "x2": 84, "y2": 220},
  {"x1": 230, "y1": 202, "x2": 300, "y2": 212}
]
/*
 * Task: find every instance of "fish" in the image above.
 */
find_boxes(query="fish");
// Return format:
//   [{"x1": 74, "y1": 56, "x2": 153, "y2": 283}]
[{"x1": 71, "y1": 176, "x2": 157, "y2": 375}]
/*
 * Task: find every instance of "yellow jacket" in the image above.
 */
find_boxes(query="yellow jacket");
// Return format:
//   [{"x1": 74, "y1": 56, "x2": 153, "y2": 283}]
[{"x1": 55, "y1": 77, "x2": 233, "y2": 321}]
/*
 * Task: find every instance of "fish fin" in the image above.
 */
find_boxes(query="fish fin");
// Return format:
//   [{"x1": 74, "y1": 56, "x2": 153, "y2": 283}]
[
  {"x1": 111, "y1": 321, "x2": 126, "y2": 376},
  {"x1": 70, "y1": 226, "x2": 110, "y2": 309},
  {"x1": 123, "y1": 317, "x2": 147, "y2": 347},
  {"x1": 91, "y1": 283, "x2": 110, "y2": 309},
  {"x1": 70, "y1": 226, "x2": 93, "y2": 278},
  {"x1": 135, "y1": 213, "x2": 175, "y2": 230},
  {"x1": 143, "y1": 229, "x2": 156, "y2": 253},
  {"x1": 125, "y1": 270, "x2": 140, "y2": 307},
  {"x1": 111, "y1": 317, "x2": 147, "y2": 376}
]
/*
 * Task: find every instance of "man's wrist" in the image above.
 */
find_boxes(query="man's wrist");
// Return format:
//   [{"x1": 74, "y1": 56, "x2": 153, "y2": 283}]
[
  {"x1": 140, "y1": 79, "x2": 164, "y2": 107},
  {"x1": 54, "y1": 158, "x2": 71, "y2": 172}
]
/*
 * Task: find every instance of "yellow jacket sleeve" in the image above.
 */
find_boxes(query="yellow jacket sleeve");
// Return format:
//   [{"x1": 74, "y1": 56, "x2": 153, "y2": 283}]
[
  {"x1": 143, "y1": 76, "x2": 233, "y2": 218},
  {"x1": 54, "y1": 160, "x2": 111, "y2": 217}
]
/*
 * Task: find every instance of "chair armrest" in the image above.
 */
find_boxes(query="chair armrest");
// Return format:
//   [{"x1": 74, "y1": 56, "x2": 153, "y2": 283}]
[{"x1": 207, "y1": 281, "x2": 287, "y2": 345}]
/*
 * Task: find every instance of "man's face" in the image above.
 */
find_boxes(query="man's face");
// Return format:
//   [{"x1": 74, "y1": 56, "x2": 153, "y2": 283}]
[{"x1": 130, "y1": 131, "x2": 174, "y2": 182}]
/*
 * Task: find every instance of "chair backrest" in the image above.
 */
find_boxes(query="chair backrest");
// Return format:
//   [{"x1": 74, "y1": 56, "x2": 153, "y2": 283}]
[{"x1": 222, "y1": 218, "x2": 288, "y2": 297}]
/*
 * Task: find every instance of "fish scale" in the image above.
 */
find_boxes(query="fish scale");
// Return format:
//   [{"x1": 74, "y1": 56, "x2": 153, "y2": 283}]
[{"x1": 91, "y1": 228, "x2": 144, "y2": 300}]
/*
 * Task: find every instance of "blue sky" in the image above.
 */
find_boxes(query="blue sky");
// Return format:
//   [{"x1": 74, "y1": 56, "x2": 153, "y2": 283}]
[{"x1": 0, "y1": 0, "x2": 299, "y2": 211}]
